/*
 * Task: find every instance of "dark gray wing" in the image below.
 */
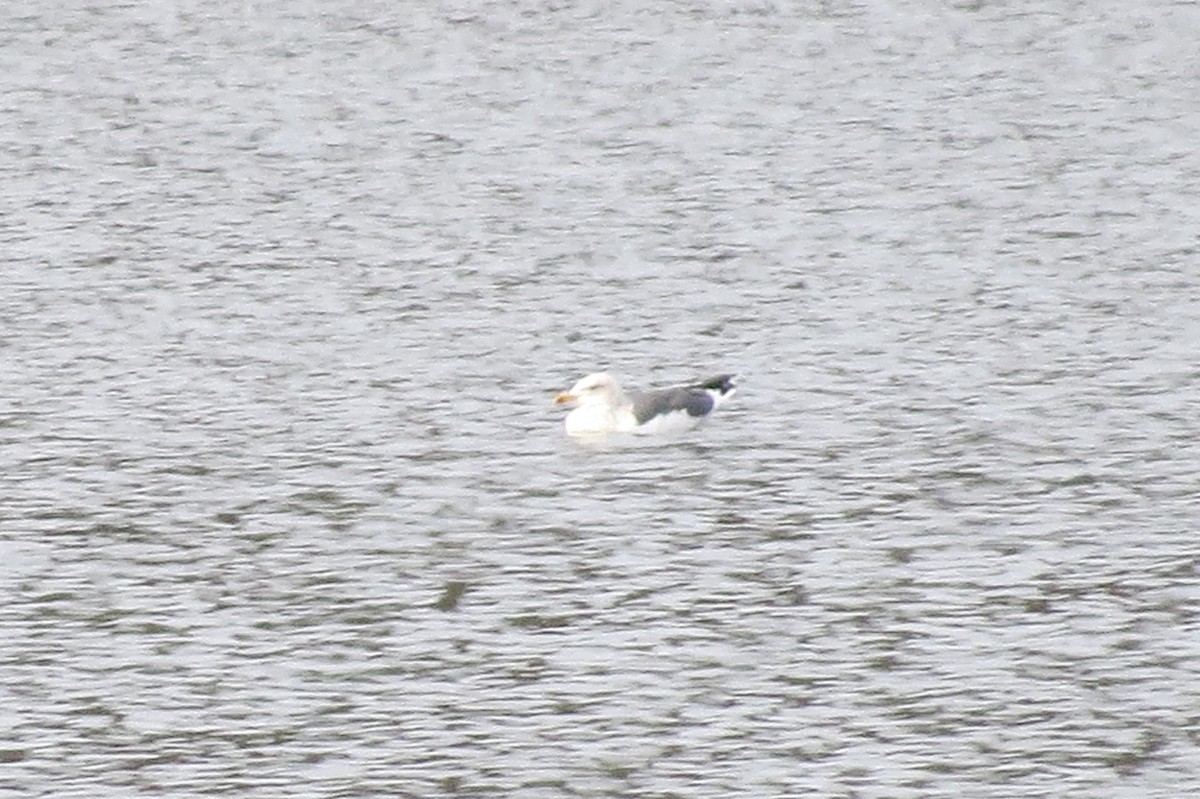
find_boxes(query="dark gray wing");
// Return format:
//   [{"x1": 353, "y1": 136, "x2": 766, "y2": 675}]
[{"x1": 630, "y1": 386, "x2": 716, "y2": 424}]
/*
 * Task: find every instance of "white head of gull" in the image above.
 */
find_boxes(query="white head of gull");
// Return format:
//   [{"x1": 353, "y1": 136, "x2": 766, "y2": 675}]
[{"x1": 554, "y1": 372, "x2": 738, "y2": 437}]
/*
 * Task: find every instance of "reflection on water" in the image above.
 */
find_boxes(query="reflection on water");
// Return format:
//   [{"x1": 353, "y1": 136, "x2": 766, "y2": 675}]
[{"x1": 4, "y1": 0, "x2": 1199, "y2": 796}]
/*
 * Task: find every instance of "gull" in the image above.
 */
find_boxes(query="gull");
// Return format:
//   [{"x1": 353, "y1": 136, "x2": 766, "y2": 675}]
[{"x1": 554, "y1": 372, "x2": 738, "y2": 437}]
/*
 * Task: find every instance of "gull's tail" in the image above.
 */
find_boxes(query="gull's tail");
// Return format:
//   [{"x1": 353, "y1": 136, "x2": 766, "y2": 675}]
[{"x1": 698, "y1": 374, "x2": 738, "y2": 410}]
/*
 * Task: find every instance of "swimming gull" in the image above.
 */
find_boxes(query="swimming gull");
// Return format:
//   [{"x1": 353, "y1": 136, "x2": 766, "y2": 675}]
[{"x1": 554, "y1": 372, "x2": 738, "y2": 437}]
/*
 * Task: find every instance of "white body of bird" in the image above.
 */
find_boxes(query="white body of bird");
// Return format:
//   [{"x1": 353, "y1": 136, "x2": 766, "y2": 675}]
[{"x1": 554, "y1": 372, "x2": 737, "y2": 437}]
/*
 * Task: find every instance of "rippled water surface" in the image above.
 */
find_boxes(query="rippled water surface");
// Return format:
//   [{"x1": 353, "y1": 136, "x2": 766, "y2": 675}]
[{"x1": 4, "y1": 1, "x2": 1200, "y2": 796}]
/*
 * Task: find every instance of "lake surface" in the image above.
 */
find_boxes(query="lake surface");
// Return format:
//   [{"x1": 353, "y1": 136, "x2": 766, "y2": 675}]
[{"x1": 3, "y1": 1, "x2": 1199, "y2": 796}]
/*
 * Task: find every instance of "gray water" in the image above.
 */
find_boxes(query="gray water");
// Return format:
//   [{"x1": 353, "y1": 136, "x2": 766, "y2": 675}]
[{"x1": 3, "y1": 1, "x2": 1200, "y2": 796}]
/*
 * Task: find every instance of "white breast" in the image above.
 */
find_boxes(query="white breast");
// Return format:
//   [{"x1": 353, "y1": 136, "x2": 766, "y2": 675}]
[{"x1": 564, "y1": 404, "x2": 639, "y2": 436}]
